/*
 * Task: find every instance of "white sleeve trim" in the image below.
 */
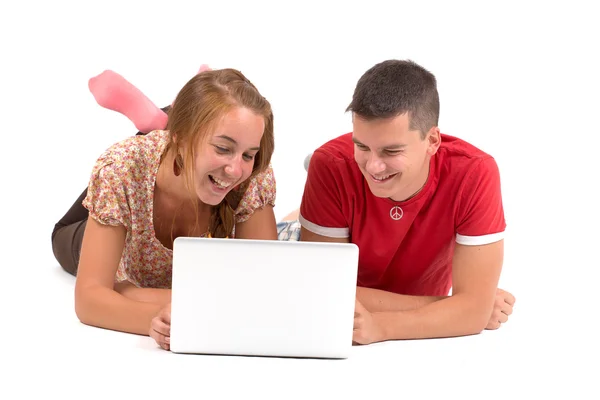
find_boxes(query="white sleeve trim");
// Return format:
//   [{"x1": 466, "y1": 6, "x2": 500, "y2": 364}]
[
  {"x1": 298, "y1": 213, "x2": 350, "y2": 238},
  {"x1": 456, "y1": 231, "x2": 505, "y2": 245}
]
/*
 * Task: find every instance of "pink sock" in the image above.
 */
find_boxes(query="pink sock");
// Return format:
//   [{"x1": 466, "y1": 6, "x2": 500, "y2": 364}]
[{"x1": 88, "y1": 70, "x2": 168, "y2": 133}]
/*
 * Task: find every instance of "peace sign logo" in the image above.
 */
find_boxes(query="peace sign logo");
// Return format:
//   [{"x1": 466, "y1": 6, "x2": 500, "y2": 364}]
[{"x1": 390, "y1": 206, "x2": 403, "y2": 221}]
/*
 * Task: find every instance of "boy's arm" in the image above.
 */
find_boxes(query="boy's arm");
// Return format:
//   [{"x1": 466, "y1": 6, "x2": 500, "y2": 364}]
[
  {"x1": 301, "y1": 228, "x2": 510, "y2": 342},
  {"x1": 353, "y1": 240, "x2": 505, "y2": 344}
]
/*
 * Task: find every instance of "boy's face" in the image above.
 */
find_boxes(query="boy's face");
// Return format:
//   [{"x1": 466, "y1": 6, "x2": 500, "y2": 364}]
[{"x1": 352, "y1": 113, "x2": 440, "y2": 201}]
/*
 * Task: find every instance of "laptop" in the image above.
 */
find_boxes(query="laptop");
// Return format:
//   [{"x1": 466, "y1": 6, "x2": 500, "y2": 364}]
[{"x1": 169, "y1": 237, "x2": 359, "y2": 359}]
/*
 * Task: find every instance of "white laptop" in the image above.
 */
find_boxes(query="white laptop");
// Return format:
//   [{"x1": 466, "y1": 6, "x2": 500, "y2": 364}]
[{"x1": 169, "y1": 237, "x2": 359, "y2": 359}]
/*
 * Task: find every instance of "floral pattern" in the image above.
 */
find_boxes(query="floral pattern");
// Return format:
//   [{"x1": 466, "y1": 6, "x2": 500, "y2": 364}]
[{"x1": 82, "y1": 130, "x2": 276, "y2": 288}]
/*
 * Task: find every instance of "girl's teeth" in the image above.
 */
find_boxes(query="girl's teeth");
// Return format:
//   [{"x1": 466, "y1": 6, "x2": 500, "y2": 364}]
[{"x1": 212, "y1": 176, "x2": 232, "y2": 188}]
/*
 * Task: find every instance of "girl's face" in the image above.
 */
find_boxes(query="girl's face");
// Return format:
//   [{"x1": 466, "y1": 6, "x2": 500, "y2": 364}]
[{"x1": 193, "y1": 107, "x2": 265, "y2": 205}]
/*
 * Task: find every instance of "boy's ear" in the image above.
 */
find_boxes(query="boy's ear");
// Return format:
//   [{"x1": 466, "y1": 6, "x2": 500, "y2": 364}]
[{"x1": 426, "y1": 127, "x2": 441, "y2": 156}]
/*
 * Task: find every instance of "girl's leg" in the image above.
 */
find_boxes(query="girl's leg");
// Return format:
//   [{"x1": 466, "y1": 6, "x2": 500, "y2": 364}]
[
  {"x1": 51, "y1": 188, "x2": 89, "y2": 276},
  {"x1": 51, "y1": 118, "x2": 171, "y2": 276}
]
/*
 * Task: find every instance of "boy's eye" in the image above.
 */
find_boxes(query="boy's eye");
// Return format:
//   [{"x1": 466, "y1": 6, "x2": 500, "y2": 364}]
[
  {"x1": 356, "y1": 144, "x2": 368, "y2": 151},
  {"x1": 385, "y1": 150, "x2": 403, "y2": 156}
]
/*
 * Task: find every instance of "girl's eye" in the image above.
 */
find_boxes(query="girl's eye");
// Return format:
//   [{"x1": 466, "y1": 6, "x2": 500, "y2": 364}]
[
  {"x1": 215, "y1": 146, "x2": 230, "y2": 154},
  {"x1": 243, "y1": 153, "x2": 255, "y2": 161}
]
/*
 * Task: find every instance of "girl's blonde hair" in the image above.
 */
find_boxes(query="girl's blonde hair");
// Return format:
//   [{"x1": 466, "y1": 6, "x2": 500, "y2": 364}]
[{"x1": 164, "y1": 68, "x2": 274, "y2": 238}]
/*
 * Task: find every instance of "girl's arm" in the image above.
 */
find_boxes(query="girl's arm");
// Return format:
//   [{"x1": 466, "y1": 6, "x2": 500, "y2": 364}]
[{"x1": 74, "y1": 216, "x2": 163, "y2": 335}]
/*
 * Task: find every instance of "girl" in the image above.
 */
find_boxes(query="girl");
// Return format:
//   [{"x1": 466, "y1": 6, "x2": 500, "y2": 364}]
[{"x1": 52, "y1": 68, "x2": 280, "y2": 349}]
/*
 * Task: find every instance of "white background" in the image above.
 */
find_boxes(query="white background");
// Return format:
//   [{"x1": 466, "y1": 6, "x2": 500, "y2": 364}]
[{"x1": 1, "y1": 0, "x2": 598, "y2": 399}]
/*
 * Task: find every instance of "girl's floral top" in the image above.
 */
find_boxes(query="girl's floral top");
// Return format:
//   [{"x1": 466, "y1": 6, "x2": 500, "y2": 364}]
[{"x1": 82, "y1": 130, "x2": 276, "y2": 288}]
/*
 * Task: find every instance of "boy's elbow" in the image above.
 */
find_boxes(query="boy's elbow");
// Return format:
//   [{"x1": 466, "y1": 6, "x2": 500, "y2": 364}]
[
  {"x1": 456, "y1": 298, "x2": 492, "y2": 335},
  {"x1": 467, "y1": 320, "x2": 487, "y2": 336},
  {"x1": 467, "y1": 307, "x2": 492, "y2": 335}
]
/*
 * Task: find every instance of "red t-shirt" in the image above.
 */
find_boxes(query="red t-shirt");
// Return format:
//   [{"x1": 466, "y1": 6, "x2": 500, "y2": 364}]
[{"x1": 299, "y1": 132, "x2": 506, "y2": 296}]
